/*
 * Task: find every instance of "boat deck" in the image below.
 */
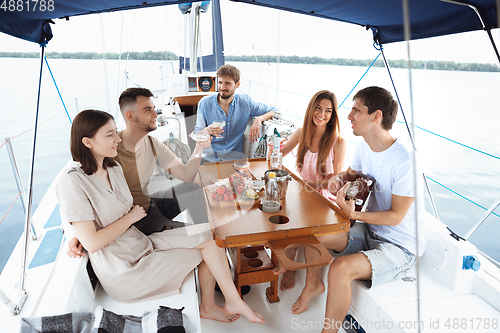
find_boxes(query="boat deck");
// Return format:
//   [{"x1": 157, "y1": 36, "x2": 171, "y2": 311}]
[
  {"x1": 2, "y1": 143, "x2": 499, "y2": 333},
  {"x1": 202, "y1": 268, "x2": 342, "y2": 333}
]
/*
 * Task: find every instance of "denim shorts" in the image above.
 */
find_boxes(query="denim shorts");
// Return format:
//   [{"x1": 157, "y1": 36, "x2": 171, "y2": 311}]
[{"x1": 332, "y1": 222, "x2": 416, "y2": 288}]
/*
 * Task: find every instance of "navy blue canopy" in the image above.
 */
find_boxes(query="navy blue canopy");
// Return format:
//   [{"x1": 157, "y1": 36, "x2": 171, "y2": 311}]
[
  {"x1": 0, "y1": 0, "x2": 498, "y2": 45},
  {"x1": 235, "y1": 0, "x2": 499, "y2": 44},
  {"x1": 0, "y1": 0, "x2": 195, "y2": 44}
]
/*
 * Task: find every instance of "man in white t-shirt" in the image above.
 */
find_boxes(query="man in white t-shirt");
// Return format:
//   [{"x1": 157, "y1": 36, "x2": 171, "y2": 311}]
[
  {"x1": 291, "y1": 86, "x2": 424, "y2": 333},
  {"x1": 67, "y1": 87, "x2": 211, "y2": 257}
]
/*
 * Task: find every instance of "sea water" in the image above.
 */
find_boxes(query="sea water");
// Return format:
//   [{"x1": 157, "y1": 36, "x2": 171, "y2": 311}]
[{"x1": 0, "y1": 58, "x2": 499, "y2": 273}]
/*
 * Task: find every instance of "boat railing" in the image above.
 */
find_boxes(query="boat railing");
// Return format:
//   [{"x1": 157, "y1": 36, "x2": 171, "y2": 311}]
[
  {"x1": 0, "y1": 136, "x2": 69, "y2": 231},
  {"x1": 4, "y1": 139, "x2": 37, "y2": 240},
  {"x1": 464, "y1": 194, "x2": 500, "y2": 240}
]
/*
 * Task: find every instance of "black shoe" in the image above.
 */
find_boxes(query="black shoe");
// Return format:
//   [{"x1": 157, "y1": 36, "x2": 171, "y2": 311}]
[{"x1": 215, "y1": 282, "x2": 251, "y2": 295}]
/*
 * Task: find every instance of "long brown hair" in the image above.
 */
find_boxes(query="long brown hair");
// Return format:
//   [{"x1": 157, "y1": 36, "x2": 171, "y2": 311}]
[
  {"x1": 296, "y1": 90, "x2": 340, "y2": 176},
  {"x1": 70, "y1": 109, "x2": 117, "y2": 175}
]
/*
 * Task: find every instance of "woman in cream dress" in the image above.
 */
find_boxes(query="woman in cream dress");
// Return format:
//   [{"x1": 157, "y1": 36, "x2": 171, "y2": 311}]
[{"x1": 56, "y1": 109, "x2": 264, "y2": 324}]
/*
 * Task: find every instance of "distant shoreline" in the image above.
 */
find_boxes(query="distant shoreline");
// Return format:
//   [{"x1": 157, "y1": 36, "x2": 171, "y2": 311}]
[{"x1": 1, "y1": 51, "x2": 499, "y2": 72}]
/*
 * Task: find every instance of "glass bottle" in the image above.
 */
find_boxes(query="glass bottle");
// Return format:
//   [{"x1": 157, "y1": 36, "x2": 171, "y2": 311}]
[
  {"x1": 270, "y1": 136, "x2": 282, "y2": 169},
  {"x1": 263, "y1": 171, "x2": 281, "y2": 213}
]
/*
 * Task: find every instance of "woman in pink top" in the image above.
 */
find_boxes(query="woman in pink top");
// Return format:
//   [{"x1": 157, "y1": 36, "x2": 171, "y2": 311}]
[
  {"x1": 273, "y1": 90, "x2": 347, "y2": 291},
  {"x1": 282, "y1": 90, "x2": 347, "y2": 198}
]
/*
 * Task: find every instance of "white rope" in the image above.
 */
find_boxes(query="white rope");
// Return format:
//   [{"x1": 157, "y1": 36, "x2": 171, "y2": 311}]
[
  {"x1": 276, "y1": 10, "x2": 281, "y2": 104},
  {"x1": 115, "y1": 12, "x2": 125, "y2": 119},
  {"x1": 100, "y1": 16, "x2": 111, "y2": 113},
  {"x1": 197, "y1": 6, "x2": 204, "y2": 73},
  {"x1": 241, "y1": 3, "x2": 268, "y2": 102},
  {"x1": 124, "y1": 10, "x2": 139, "y2": 87},
  {"x1": 183, "y1": 13, "x2": 188, "y2": 73}
]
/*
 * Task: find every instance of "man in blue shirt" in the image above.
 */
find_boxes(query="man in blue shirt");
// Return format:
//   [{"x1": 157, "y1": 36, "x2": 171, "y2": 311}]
[{"x1": 195, "y1": 64, "x2": 276, "y2": 162}]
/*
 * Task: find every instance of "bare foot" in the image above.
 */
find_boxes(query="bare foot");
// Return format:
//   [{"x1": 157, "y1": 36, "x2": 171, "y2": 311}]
[
  {"x1": 224, "y1": 300, "x2": 265, "y2": 323},
  {"x1": 280, "y1": 270, "x2": 296, "y2": 290},
  {"x1": 292, "y1": 281, "x2": 325, "y2": 315},
  {"x1": 200, "y1": 304, "x2": 240, "y2": 323}
]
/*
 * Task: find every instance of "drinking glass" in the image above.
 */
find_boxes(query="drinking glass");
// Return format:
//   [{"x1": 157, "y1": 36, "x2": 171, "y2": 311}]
[
  {"x1": 190, "y1": 131, "x2": 210, "y2": 158},
  {"x1": 252, "y1": 180, "x2": 265, "y2": 192},
  {"x1": 233, "y1": 158, "x2": 250, "y2": 177},
  {"x1": 212, "y1": 120, "x2": 225, "y2": 138}
]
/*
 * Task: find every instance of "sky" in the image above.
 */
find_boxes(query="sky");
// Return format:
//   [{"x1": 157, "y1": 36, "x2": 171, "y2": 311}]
[{"x1": 0, "y1": 0, "x2": 499, "y2": 64}]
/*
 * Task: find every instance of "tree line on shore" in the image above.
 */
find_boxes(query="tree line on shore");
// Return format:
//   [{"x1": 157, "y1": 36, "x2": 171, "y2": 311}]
[
  {"x1": 1, "y1": 51, "x2": 498, "y2": 72},
  {"x1": 227, "y1": 55, "x2": 500, "y2": 72},
  {"x1": 0, "y1": 51, "x2": 178, "y2": 61}
]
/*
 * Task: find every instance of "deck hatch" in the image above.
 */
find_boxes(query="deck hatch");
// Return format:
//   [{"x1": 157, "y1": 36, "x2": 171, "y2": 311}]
[
  {"x1": 43, "y1": 204, "x2": 62, "y2": 229},
  {"x1": 28, "y1": 228, "x2": 64, "y2": 269}
]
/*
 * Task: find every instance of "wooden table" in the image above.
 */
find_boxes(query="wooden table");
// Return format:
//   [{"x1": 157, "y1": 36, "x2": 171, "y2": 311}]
[{"x1": 198, "y1": 158, "x2": 349, "y2": 302}]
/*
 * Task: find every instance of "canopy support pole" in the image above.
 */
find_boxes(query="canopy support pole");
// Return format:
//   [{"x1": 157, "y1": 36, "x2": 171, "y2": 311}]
[
  {"x1": 16, "y1": 44, "x2": 46, "y2": 314},
  {"x1": 379, "y1": 46, "x2": 415, "y2": 151},
  {"x1": 441, "y1": 0, "x2": 500, "y2": 65},
  {"x1": 485, "y1": 28, "x2": 500, "y2": 65},
  {"x1": 401, "y1": 2, "x2": 423, "y2": 333}
]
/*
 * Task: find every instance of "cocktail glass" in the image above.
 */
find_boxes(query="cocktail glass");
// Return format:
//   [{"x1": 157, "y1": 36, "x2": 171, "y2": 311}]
[
  {"x1": 252, "y1": 180, "x2": 265, "y2": 192},
  {"x1": 234, "y1": 158, "x2": 250, "y2": 177},
  {"x1": 191, "y1": 131, "x2": 210, "y2": 158},
  {"x1": 212, "y1": 120, "x2": 225, "y2": 128},
  {"x1": 212, "y1": 120, "x2": 225, "y2": 138}
]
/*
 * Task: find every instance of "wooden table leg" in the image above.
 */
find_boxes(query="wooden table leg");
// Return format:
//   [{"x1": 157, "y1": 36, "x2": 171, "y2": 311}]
[
  {"x1": 230, "y1": 245, "x2": 280, "y2": 302},
  {"x1": 266, "y1": 250, "x2": 280, "y2": 303}
]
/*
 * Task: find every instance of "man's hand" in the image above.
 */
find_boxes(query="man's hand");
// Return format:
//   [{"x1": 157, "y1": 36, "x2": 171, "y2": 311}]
[
  {"x1": 67, "y1": 236, "x2": 86, "y2": 259},
  {"x1": 204, "y1": 124, "x2": 224, "y2": 138},
  {"x1": 336, "y1": 183, "x2": 356, "y2": 220},
  {"x1": 249, "y1": 118, "x2": 262, "y2": 143}
]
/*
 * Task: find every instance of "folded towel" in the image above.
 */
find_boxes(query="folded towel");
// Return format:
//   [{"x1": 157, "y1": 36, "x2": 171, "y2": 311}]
[
  {"x1": 20, "y1": 306, "x2": 186, "y2": 333},
  {"x1": 20, "y1": 312, "x2": 94, "y2": 333}
]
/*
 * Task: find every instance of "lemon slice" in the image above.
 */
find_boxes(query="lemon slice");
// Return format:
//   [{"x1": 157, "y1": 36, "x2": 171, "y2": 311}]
[{"x1": 245, "y1": 189, "x2": 259, "y2": 199}]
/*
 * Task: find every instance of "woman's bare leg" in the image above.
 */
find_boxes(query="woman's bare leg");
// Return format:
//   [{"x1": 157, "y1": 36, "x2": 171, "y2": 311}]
[
  {"x1": 198, "y1": 261, "x2": 239, "y2": 322},
  {"x1": 195, "y1": 240, "x2": 265, "y2": 323}
]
